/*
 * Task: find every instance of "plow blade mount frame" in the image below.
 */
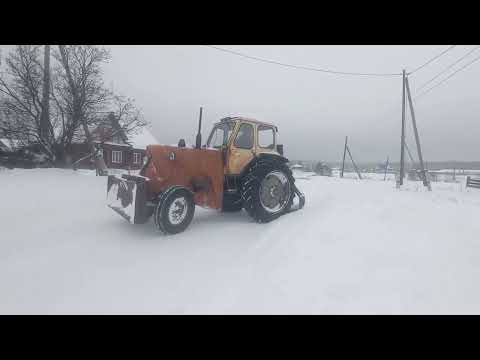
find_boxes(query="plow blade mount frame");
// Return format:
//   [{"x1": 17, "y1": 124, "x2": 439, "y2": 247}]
[
  {"x1": 107, "y1": 174, "x2": 151, "y2": 224},
  {"x1": 288, "y1": 183, "x2": 305, "y2": 213}
]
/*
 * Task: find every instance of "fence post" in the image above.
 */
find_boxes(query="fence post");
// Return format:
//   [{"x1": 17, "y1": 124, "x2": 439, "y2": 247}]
[
  {"x1": 341, "y1": 136, "x2": 348, "y2": 178},
  {"x1": 384, "y1": 156, "x2": 389, "y2": 181}
]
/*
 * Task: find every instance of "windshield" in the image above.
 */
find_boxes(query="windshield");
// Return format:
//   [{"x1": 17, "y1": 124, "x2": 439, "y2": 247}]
[{"x1": 206, "y1": 122, "x2": 235, "y2": 148}]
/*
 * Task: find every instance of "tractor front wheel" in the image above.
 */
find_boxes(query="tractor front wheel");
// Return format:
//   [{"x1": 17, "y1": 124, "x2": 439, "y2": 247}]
[{"x1": 154, "y1": 188, "x2": 195, "y2": 234}]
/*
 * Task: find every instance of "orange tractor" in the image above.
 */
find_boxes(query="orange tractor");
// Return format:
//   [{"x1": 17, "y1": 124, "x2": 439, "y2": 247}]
[{"x1": 107, "y1": 109, "x2": 305, "y2": 234}]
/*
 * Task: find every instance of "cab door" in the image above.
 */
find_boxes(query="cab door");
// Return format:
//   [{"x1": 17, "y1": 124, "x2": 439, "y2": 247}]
[{"x1": 227, "y1": 122, "x2": 255, "y2": 175}]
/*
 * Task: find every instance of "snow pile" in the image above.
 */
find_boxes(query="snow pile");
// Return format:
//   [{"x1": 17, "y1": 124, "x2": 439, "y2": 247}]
[{"x1": 1, "y1": 169, "x2": 480, "y2": 314}]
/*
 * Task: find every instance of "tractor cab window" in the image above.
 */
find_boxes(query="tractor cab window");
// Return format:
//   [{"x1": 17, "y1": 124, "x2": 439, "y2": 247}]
[
  {"x1": 207, "y1": 122, "x2": 235, "y2": 149},
  {"x1": 234, "y1": 123, "x2": 254, "y2": 149},
  {"x1": 258, "y1": 125, "x2": 275, "y2": 149}
]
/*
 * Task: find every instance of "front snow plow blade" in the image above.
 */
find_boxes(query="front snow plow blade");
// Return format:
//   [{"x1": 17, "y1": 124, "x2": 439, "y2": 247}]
[{"x1": 106, "y1": 175, "x2": 150, "y2": 224}]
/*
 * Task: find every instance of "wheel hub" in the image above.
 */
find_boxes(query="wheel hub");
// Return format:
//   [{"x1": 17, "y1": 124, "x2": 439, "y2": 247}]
[
  {"x1": 259, "y1": 171, "x2": 291, "y2": 214},
  {"x1": 168, "y1": 197, "x2": 188, "y2": 225}
]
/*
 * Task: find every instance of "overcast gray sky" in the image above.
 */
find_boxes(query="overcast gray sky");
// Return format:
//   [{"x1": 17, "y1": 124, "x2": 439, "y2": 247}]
[{"x1": 3, "y1": 45, "x2": 480, "y2": 162}]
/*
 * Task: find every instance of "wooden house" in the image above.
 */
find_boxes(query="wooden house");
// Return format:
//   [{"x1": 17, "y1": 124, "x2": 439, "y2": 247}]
[{"x1": 68, "y1": 113, "x2": 158, "y2": 171}]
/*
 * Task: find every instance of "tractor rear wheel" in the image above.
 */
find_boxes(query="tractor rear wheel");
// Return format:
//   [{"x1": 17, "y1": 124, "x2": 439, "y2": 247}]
[
  {"x1": 240, "y1": 162, "x2": 294, "y2": 223},
  {"x1": 154, "y1": 188, "x2": 195, "y2": 234}
]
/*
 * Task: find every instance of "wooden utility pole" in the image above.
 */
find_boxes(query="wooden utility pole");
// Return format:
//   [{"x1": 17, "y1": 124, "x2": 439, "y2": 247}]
[
  {"x1": 405, "y1": 76, "x2": 431, "y2": 191},
  {"x1": 384, "y1": 156, "x2": 389, "y2": 181},
  {"x1": 40, "y1": 45, "x2": 51, "y2": 143},
  {"x1": 399, "y1": 69, "x2": 406, "y2": 186},
  {"x1": 341, "y1": 136, "x2": 348, "y2": 178},
  {"x1": 346, "y1": 145, "x2": 362, "y2": 179},
  {"x1": 404, "y1": 141, "x2": 415, "y2": 166}
]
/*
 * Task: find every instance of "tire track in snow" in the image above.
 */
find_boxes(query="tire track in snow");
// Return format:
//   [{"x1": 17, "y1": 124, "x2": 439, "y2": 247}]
[{"x1": 199, "y1": 178, "x2": 336, "y2": 313}]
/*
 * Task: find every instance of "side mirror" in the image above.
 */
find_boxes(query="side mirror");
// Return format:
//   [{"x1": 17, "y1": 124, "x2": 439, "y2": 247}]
[
  {"x1": 178, "y1": 139, "x2": 186, "y2": 148},
  {"x1": 276, "y1": 144, "x2": 284, "y2": 156}
]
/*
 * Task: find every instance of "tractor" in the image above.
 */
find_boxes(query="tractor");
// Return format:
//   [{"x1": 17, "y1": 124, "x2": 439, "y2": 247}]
[{"x1": 106, "y1": 109, "x2": 305, "y2": 234}]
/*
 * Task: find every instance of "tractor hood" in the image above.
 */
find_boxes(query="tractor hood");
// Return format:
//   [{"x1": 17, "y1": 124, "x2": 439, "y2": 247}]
[{"x1": 142, "y1": 145, "x2": 225, "y2": 209}]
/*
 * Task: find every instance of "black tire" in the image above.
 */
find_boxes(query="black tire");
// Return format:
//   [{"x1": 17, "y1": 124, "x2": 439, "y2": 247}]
[
  {"x1": 221, "y1": 192, "x2": 244, "y2": 212},
  {"x1": 135, "y1": 205, "x2": 154, "y2": 225},
  {"x1": 154, "y1": 187, "x2": 195, "y2": 234},
  {"x1": 240, "y1": 160, "x2": 294, "y2": 223}
]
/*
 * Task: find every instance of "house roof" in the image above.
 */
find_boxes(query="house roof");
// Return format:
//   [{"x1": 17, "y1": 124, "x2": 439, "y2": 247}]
[
  {"x1": 0, "y1": 138, "x2": 21, "y2": 151},
  {"x1": 127, "y1": 127, "x2": 158, "y2": 149},
  {"x1": 92, "y1": 140, "x2": 131, "y2": 148},
  {"x1": 72, "y1": 113, "x2": 158, "y2": 150},
  {"x1": 0, "y1": 140, "x2": 9, "y2": 152}
]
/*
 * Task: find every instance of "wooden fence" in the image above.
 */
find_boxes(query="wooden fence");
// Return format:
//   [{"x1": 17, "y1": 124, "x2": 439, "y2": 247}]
[{"x1": 466, "y1": 176, "x2": 480, "y2": 189}]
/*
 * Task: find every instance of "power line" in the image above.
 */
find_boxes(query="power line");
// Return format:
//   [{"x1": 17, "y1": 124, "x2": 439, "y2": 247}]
[
  {"x1": 414, "y1": 53, "x2": 480, "y2": 99},
  {"x1": 204, "y1": 45, "x2": 403, "y2": 77},
  {"x1": 415, "y1": 45, "x2": 480, "y2": 91},
  {"x1": 408, "y1": 45, "x2": 456, "y2": 75}
]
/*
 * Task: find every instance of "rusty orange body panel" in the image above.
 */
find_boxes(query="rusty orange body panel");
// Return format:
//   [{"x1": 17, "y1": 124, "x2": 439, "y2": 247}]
[{"x1": 143, "y1": 145, "x2": 224, "y2": 209}]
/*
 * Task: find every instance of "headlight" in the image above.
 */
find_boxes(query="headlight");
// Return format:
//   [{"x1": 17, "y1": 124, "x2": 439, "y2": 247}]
[{"x1": 143, "y1": 154, "x2": 150, "y2": 166}]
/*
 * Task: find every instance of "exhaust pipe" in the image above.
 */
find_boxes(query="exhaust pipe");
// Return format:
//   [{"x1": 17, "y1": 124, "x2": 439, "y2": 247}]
[{"x1": 195, "y1": 107, "x2": 203, "y2": 149}]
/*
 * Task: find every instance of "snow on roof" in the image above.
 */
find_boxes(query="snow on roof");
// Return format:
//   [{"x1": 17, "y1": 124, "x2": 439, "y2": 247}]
[
  {"x1": 219, "y1": 116, "x2": 276, "y2": 129},
  {"x1": 92, "y1": 141, "x2": 131, "y2": 148},
  {"x1": 128, "y1": 127, "x2": 159, "y2": 149},
  {"x1": 0, "y1": 138, "x2": 21, "y2": 151}
]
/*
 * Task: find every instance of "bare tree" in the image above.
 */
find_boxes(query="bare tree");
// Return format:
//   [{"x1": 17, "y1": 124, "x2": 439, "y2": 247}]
[
  {"x1": 1, "y1": 45, "x2": 149, "y2": 171},
  {"x1": 0, "y1": 46, "x2": 79, "y2": 165},
  {"x1": 56, "y1": 45, "x2": 110, "y2": 174},
  {"x1": 40, "y1": 45, "x2": 51, "y2": 143},
  {"x1": 95, "y1": 95, "x2": 149, "y2": 144},
  {"x1": 0, "y1": 46, "x2": 54, "y2": 157}
]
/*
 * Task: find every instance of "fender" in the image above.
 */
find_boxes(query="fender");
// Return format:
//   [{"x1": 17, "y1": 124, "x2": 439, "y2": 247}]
[
  {"x1": 156, "y1": 185, "x2": 194, "y2": 200},
  {"x1": 224, "y1": 153, "x2": 292, "y2": 193},
  {"x1": 240, "y1": 153, "x2": 304, "y2": 206},
  {"x1": 240, "y1": 153, "x2": 290, "y2": 178}
]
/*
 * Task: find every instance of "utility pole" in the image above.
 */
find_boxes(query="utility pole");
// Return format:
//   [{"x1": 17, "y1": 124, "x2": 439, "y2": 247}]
[
  {"x1": 40, "y1": 45, "x2": 51, "y2": 143},
  {"x1": 341, "y1": 136, "x2": 348, "y2": 178},
  {"x1": 346, "y1": 145, "x2": 362, "y2": 180},
  {"x1": 404, "y1": 141, "x2": 416, "y2": 167},
  {"x1": 399, "y1": 69, "x2": 406, "y2": 186},
  {"x1": 405, "y1": 76, "x2": 431, "y2": 191}
]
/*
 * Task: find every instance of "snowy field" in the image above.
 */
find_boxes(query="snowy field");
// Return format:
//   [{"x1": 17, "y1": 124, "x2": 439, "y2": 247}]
[{"x1": 1, "y1": 168, "x2": 480, "y2": 314}]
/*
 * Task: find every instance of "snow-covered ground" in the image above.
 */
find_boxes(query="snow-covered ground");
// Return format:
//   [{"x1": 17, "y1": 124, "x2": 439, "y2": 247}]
[{"x1": 1, "y1": 168, "x2": 480, "y2": 314}]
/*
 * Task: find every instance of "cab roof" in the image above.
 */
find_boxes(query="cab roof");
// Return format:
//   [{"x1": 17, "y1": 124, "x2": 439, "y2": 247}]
[{"x1": 219, "y1": 116, "x2": 277, "y2": 130}]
